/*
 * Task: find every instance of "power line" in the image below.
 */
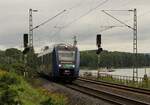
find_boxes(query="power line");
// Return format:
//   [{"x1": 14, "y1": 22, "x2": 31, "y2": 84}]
[
  {"x1": 61, "y1": 0, "x2": 109, "y2": 29},
  {"x1": 125, "y1": 10, "x2": 150, "y2": 23},
  {"x1": 68, "y1": 0, "x2": 85, "y2": 10},
  {"x1": 100, "y1": 25, "x2": 124, "y2": 32},
  {"x1": 101, "y1": 10, "x2": 134, "y2": 30},
  {"x1": 34, "y1": 0, "x2": 110, "y2": 46},
  {"x1": 31, "y1": 9, "x2": 67, "y2": 31},
  {"x1": 102, "y1": 10, "x2": 132, "y2": 11},
  {"x1": 40, "y1": 0, "x2": 110, "y2": 42}
]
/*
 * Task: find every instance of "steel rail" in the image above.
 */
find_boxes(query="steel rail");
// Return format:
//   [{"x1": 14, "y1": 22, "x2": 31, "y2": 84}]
[
  {"x1": 78, "y1": 77, "x2": 150, "y2": 95},
  {"x1": 66, "y1": 83, "x2": 149, "y2": 105},
  {"x1": 66, "y1": 84, "x2": 122, "y2": 105}
]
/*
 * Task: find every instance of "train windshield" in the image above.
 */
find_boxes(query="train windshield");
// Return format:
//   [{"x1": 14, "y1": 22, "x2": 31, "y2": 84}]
[{"x1": 58, "y1": 50, "x2": 75, "y2": 62}]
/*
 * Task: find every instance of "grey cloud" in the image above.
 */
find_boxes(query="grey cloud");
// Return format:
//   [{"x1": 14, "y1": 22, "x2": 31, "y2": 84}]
[{"x1": 0, "y1": 0, "x2": 150, "y2": 53}]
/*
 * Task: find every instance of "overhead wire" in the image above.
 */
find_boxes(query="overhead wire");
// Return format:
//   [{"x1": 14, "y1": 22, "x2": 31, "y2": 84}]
[
  {"x1": 35, "y1": 0, "x2": 110, "y2": 48},
  {"x1": 50, "y1": 12, "x2": 69, "y2": 42},
  {"x1": 119, "y1": 0, "x2": 134, "y2": 6},
  {"x1": 61, "y1": 0, "x2": 110, "y2": 29},
  {"x1": 68, "y1": 0, "x2": 85, "y2": 10},
  {"x1": 34, "y1": 0, "x2": 86, "y2": 31},
  {"x1": 98, "y1": 0, "x2": 135, "y2": 32},
  {"x1": 32, "y1": 9, "x2": 67, "y2": 31},
  {"x1": 125, "y1": 10, "x2": 150, "y2": 23},
  {"x1": 46, "y1": 0, "x2": 110, "y2": 43},
  {"x1": 34, "y1": 9, "x2": 68, "y2": 47},
  {"x1": 35, "y1": 1, "x2": 85, "y2": 44},
  {"x1": 102, "y1": 10, "x2": 133, "y2": 29},
  {"x1": 113, "y1": 0, "x2": 150, "y2": 23}
]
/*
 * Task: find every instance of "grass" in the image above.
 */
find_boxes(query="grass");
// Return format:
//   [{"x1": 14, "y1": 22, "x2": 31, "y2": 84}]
[
  {"x1": 97, "y1": 76, "x2": 150, "y2": 89},
  {"x1": 0, "y1": 70, "x2": 68, "y2": 105},
  {"x1": 38, "y1": 88, "x2": 68, "y2": 105}
]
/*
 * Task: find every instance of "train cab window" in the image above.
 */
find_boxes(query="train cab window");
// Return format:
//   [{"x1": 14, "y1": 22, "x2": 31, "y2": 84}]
[{"x1": 58, "y1": 50, "x2": 75, "y2": 61}]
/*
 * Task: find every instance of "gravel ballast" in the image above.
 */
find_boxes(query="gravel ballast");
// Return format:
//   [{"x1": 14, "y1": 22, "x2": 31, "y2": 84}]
[{"x1": 33, "y1": 78, "x2": 114, "y2": 105}]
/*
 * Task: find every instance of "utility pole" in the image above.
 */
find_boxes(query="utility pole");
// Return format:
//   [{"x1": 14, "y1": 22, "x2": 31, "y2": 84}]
[{"x1": 29, "y1": 9, "x2": 38, "y2": 51}]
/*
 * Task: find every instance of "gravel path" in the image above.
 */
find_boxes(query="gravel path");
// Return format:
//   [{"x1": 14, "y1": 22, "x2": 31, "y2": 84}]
[{"x1": 34, "y1": 78, "x2": 114, "y2": 105}]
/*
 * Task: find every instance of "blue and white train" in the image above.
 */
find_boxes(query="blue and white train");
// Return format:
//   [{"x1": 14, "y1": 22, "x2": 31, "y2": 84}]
[{"x1": 38, "y1": 43, "x2": 80, "y2": 82}]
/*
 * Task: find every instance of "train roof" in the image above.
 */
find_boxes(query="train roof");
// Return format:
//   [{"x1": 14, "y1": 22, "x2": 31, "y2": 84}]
[{"x1": 38, "y1": 43, "x2": 76, "y2": 57}]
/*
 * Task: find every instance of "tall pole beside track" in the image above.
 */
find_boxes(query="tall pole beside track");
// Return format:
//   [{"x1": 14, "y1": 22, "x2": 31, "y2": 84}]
[
  {"x1": 133, "y1": 9, "x2": 138, "y2": 82},
  {"x1": 29, "y1": 9, "x2": 38, "y2": 51}
]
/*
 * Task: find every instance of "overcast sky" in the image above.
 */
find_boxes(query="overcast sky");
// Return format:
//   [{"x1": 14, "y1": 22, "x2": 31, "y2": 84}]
[{"x1": 0, "y1": 0, "x2": 150, "y2": 53}]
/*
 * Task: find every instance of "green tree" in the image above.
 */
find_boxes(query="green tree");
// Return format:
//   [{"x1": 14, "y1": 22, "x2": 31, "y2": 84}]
[{"x1": 80, "y1": 50, "x2": 150, "y2": 69}]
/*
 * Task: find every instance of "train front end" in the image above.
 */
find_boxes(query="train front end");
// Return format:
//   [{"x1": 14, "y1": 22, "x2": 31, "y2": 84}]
[{"x1": 53, "y1": 44, "x2": 80, "y2": 81}]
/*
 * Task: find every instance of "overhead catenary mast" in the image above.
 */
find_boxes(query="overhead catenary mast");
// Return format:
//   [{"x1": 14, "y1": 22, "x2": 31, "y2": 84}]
[
  {"x1": 133, "y1": 9, "x2": 138, "y2": 82},
  {"x1": 28, "y1": 9, "x2": 66, "y2": 51},
  {"x1": 102, "y1": 9, "x2": 138, "y2": 82},
  {"x1": 29, "y1": 9, "x2": 38, "y2": 51}
]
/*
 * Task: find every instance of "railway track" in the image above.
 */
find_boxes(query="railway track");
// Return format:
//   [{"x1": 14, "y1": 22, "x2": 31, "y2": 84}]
[
  {"x1": 65, "y1": 78, "x2": 150, "y2": 105},
  {"x1": 79, "y1": 77, "x2": 150, "y2": 95}
]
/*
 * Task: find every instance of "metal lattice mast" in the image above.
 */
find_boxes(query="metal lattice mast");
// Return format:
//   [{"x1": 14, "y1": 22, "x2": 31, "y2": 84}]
[
  {"x1": 133, "y1": 8, "x2": 138, "y2": 82},
  {"x1": 29, "y1": 9, "x2": 38, "y2": 50},
  {"x1": 29, "y1": 9, "x2": 33, "y2": 49}
]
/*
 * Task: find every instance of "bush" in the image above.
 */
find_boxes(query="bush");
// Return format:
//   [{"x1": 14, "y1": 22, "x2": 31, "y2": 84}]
[{"x1": 0, "y1": 71, "x2": 67, "y2": 105}]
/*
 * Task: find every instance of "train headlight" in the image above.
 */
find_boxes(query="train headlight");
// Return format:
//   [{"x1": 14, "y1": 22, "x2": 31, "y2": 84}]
[
  {"x1": 72, "y1": 65, "x2": 75, "y2": 68},
  {"x1": 59, "y1": 64, "x2": 62, "y2": 67}
]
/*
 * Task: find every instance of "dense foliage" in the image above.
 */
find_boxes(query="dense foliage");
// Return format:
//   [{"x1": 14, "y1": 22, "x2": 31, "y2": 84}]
[
  {"x1": 0, "y1": 48, "x2": 67, "y2": 105},
  {"x1": 0, "y1": 48, "x2": 38, "y2": 76},
  {"x1": 80, "y1": 50, "x2": 150, "y2": 69},
  {"x1": 1, "y1": 48, "x2": 150, "y2": 71},
  {"x1": 0, "y1": 48, "x2": 23, "y2": 71},
  {"x1": 0, "y1": 70, "x2": 67, "y2": 105}
]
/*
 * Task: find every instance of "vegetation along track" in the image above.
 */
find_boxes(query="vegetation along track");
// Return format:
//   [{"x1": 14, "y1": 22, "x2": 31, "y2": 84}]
[{"x1": 65, "y1": 78, "x2": 150, "y2": 105}]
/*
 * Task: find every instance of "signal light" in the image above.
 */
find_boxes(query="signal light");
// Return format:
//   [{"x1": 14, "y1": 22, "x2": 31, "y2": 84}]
[
  {"x1": 23, "y1": 34, "x2": 28, "y2": 48},
  {"x1": 23, "y1": 47, "x2": 30, "y2": 54},
  {"x1": 96, "y1": 34, "x2": 101, "y2": 48},
  {"x1": 96, "y1": 48, "x2": 103, "y2": 54}
]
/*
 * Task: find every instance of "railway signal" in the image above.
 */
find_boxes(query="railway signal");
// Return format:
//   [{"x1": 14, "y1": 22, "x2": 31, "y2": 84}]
[
  {"x1": 96, "y1": 34, "x2": 103, "y2": 71},
  {"x1": 23, "y1": 34, "x2": 30, "y2": 54},
  {"x1": 23, "y1": 34, "x2": 28, "y2": 48},
  {"x1": 23, "y1": 47, "x2": 30, "y2": 54},
  {"x1": 96, "y1": 48, "x2": 103, "y2": 54},
  {"x1": 96, "y1": 34, "x2": 101, "y2": 47},
  {"x1": 96, "y1": 34, "x2": 103, "y2": 54}
]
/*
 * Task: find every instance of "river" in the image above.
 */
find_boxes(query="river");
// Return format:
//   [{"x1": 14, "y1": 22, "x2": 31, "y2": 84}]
[{"x1": 80, "y1": 68, "x2": 150, "y2": 78}]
